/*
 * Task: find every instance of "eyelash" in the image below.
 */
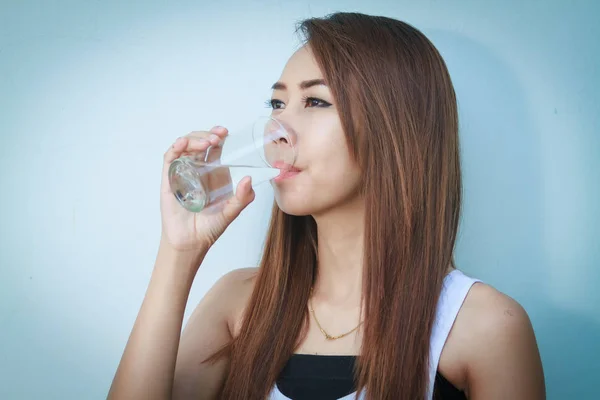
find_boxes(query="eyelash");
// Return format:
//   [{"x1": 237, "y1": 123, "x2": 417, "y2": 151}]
[{"x1": 264, "y1": 96, "x2": 331, "y2": 109}]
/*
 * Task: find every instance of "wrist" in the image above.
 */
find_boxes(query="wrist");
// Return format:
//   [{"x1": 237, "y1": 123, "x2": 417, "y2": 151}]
[
  {"x1": 159, "y1": 233, "x2": 210, "y2": 256},
  {"x1": 155, "y1": 237, "x2": 209, "y2": 281}
]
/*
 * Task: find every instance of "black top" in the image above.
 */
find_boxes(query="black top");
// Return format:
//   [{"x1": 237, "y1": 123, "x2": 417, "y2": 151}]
[{"x1": 276, "y1": 354, "x2": 466, "y2": 400}]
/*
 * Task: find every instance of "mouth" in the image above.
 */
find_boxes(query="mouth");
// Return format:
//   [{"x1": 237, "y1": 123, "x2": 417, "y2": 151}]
[{"x1": 272, "y1": 161, "x2": 302, "y2": 182}]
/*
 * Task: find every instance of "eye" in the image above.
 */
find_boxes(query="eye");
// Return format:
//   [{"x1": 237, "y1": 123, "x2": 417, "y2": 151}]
[
  {"x1": 302, "y1": 96, "x2": 331, "y2": 108},
  {"x1": 265, "y1": 99, "x2": 285, "y2": 109}
]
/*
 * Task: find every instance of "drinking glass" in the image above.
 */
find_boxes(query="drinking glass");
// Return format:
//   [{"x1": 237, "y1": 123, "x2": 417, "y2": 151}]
[{"x1": 168, "y1": 116, "x2": 296, "y2": 212}]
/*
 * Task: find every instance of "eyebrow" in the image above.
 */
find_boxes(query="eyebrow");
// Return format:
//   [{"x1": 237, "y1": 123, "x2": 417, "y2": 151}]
[{"x1": 271, "y1": 78, "x2": 327, "y2": 90}]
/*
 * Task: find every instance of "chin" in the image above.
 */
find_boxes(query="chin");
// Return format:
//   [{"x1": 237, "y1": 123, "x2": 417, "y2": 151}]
[
  {"x1": 273, "y1": 190, "x2": 315, "y2": 216},
  {"x1": 271, "y1": 178, "x2": 361, "y2": 217}
]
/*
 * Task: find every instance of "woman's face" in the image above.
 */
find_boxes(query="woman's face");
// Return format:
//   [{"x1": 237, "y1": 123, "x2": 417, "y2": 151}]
[{"x1": 268, "y1": 45, "x2": 362, "y2": 216}]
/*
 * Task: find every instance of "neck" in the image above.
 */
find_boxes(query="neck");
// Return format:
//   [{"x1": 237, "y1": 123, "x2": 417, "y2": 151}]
[{"x1": 312, "y1": 195, "x2": 365, "y2": 305}]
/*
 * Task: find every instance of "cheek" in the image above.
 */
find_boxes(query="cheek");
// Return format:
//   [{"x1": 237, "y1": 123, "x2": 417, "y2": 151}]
[
  {"x1": 274, "y1": 116, "x2": 361, "y2": 215},
  {"x1": 312, "y1": 153, "x2": 359, "y2": 190},
  {"x1": 305, "y1": 125, "x2": 359, "y2": 192}
]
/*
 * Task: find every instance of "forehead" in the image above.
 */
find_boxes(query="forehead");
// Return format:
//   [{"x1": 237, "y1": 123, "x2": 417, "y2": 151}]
[{"x1": 278, "y1": 45, "x2": 323, "y2": 82}]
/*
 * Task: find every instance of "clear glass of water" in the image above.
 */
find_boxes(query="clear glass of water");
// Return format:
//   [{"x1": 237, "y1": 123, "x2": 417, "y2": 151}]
[{"x1": 168, "y1": 116, "x2": 296, "y2": 212}]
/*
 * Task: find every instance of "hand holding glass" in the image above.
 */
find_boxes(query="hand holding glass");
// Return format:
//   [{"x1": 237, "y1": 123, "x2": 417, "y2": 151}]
[{"x1": 169, "y1": 117, "x2": 296, "y2": 212}]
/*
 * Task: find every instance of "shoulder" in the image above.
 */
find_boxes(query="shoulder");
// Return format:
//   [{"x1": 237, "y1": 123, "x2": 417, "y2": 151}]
[
  {"x1": 210, "y1": 267, "x2": 258, "y2": 309},
  {"x1": 186, "y1": 267, "x2": 258, "y2": 332},
  {"x1": 448, "y1": 281, "x2": 545, "y2": 398},
  {"x1": 459, "y1": 282, "x2": 531, "y2": 339},
  {"x1": 213, "y1": 267, "x2": 259, "y2": 291},
  {"x1": 211, "y1": 267, "x2": 259, "y2": 336}
]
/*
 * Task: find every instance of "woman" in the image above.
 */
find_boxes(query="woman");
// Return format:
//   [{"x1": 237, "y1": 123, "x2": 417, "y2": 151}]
[{"x1": 108, "y1": 12, "x2": 545, "y2": 400}]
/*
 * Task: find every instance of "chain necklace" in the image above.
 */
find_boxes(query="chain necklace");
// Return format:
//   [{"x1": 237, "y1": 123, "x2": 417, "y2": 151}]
[{"x1": 308, "y1": 291, "x2": 363, "y2": 341}]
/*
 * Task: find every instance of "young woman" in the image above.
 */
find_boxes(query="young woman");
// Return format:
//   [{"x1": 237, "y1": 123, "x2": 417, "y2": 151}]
[{"x1": 108, "y1": 12, "x2": 545, "y2": 400}]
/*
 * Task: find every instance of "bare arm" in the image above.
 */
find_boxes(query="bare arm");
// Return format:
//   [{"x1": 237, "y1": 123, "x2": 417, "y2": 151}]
[
  {"x1": 173, "y1": 268, "x2": 256, "y2": 399},
  {"x1": 108, "y1": 241, "x2": 254, "y2": 400},
  {"x1": 107, "y1": 240, "x2": 206, "y2": 400},
  {"x1": 107, "y1": 127, "x2": 255, "y2": 400},
  {"x1": 464, "y1": 286, "x2": 546, "y2": 399}
]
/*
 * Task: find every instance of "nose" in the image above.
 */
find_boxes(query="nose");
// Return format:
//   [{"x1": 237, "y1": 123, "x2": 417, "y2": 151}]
[
  {"x1": 267, "y1": 116, "x2": 297, "y2": 148},
  {"x1": 263, "y1": 116, "x2": 298, "y2": 167}
]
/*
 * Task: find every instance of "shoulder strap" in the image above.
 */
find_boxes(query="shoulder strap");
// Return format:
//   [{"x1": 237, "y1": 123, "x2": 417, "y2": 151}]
[{"x1": 426, "y1": 270, "x2": 481, "y2": 399}]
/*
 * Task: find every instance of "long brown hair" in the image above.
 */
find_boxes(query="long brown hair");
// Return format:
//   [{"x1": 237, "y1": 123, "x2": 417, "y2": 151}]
[{"x1": 208, "y1": 12, "x2": 461, "y2": 400}]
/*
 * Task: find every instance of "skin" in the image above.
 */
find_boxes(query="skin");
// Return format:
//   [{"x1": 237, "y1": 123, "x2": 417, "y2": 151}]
[{"x1": 108, "y1": 45, "x2": 545, "y2": 400}]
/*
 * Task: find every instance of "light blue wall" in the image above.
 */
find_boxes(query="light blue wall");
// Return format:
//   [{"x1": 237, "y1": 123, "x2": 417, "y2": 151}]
[{"x1": 1, "y1": 1, "x2": 598, "y2": 399}]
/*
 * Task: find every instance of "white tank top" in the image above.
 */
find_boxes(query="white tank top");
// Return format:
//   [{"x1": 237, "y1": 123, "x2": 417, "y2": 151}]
[{"x1": 267, "y1": 269, "x2": 481, "y2": 400}]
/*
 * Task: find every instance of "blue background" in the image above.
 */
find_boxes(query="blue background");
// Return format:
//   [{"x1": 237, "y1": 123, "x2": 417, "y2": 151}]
[{"x1": 1, "y1": 1, "x2": 598, "y2": 398}]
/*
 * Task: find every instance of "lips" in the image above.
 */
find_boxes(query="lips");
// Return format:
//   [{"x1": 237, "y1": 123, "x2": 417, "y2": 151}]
[
  {"x1": 275, "y1": 169, "x2": 301, "y2": 181},
  {"x1": 272, "y1": 161, "x2": 301, "y2": 182}
]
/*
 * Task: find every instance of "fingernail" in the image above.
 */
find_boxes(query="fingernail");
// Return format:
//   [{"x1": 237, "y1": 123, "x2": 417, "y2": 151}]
[{"x1": 211, "y1": 126, "x2": 224, "y2": 132}]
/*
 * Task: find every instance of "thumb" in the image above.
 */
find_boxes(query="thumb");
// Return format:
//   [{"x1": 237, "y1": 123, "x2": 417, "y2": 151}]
[{"x1": 221, "y1": 176, "x2": 255, "y2": 222}]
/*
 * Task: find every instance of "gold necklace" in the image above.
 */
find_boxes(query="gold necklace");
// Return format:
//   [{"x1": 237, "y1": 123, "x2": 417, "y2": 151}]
[{"x1": 308, "y1": 292, "x2": 363, "y2": 341}]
